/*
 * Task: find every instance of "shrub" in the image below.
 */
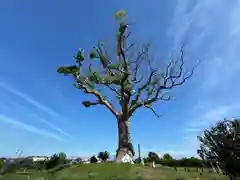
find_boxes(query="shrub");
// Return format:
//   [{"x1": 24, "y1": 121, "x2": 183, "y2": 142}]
[
  {"x1": 0, "y1": 159, "x2": 4, "y2": 170},
  {"x1": 90, "y1": 155, "x2": 98, "y2": 163},
  {"x1": 45, "y1": 152, "x2": 67, "y2": 169},
  {"x1": 98, "y1": 151, "x2": 110, "y2": 162}
]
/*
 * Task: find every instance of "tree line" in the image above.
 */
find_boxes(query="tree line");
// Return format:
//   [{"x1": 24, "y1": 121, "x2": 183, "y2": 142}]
[
  {"x1": 143, "y1": 153, "x2": 204, "y2": 168},
  {"x1": 0, "y1": 151, "x2": 111, "y2": 174}
]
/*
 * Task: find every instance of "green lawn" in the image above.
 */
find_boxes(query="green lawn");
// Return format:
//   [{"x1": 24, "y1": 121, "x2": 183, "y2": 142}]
[{"x1": 0, "y1": 164, "x2": 227, "y2": 180}]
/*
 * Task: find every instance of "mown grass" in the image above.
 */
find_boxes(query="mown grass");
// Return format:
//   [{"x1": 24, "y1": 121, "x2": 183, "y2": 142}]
[{"x1": 0, "y1": 164, "x2": 227, "y2": 180}]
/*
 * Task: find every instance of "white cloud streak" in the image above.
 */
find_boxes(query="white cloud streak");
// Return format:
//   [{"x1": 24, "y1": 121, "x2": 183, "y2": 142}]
[
  {"x1": 188, "y1": 104, "x2": 240, "y2": 129},
  {"x1": 0, "y1": 115, "x2": 65, "y2": 141},
  {"x1": 169, "y1": 0, "x2": 240, "y2": 93},
  {"x1": 0, "y1": 83, "x2": 75, "y2": 139},
  {"x1": 169, "y1": 1, "x2": 240, "y2": 153},
  {"x1": 185, "y1": 128, "x2": 201, "y2": 132},
  {"x1": 10, "y1": 101, "x2": 73, "y2": 139},
  {"x1": 0, "y1": 82, "x2": 62, "y2": 118}
]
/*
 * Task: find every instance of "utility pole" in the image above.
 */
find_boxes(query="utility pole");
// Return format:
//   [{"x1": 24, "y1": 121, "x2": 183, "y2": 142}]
[
  {"x1": 138, "y1": 144, "x2": 144, "y2": 166},
  {"x1": 138, "y1": 144, "x2": 141, "y2": 159}
]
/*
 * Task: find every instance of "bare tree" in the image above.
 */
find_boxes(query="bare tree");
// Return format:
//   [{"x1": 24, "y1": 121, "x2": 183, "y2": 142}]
[{"x1": 57, "y1": 10, "x2": 197, "y2": 162}]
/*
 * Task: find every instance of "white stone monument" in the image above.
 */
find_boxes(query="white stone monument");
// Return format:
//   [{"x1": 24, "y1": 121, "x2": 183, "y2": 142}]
[
  {"x1": 152, "y1": 161, "x2": 156, "y2": 168},
  {"x1": 121, "y1": 153, "x2": 134, "y2": 164}
]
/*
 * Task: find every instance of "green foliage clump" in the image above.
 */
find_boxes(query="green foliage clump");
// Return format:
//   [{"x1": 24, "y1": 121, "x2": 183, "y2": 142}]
[
  {"x1": 90, "y1": 155, "x2": 98, "y2": 163},
  {"x1": 163, "y1": 153, "x2": 173, "y2": 161},
  {"x1": 148, "y1": 152, "x2": 160, "y2": 162},
  {"x1": 0, "y1": 159, "x2": 3, "y2": 170},
  {"x1": 143, "y1": 153, "x2": 204, "y2": 168},
  {"x1": 198, "y1": 119, "x2": 240, "y2": 179},
  {"x1": 115, "y1": 10, "x2": 127, "y2": 20},
  {"x1": 98, "y1": 151, "x2": 110, "y2": 162},
  {"x1": 45, "y1": 152, "x2": 67, "y2": 169}
]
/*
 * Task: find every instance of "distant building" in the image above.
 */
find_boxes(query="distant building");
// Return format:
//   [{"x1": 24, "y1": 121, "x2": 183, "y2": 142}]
[{"x1": 30, "y1": 156, "x2": 49, "y2": 162}]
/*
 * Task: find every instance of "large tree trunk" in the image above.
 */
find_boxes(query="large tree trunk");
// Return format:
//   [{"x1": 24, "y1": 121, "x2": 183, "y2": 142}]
[{"x1": 115, "y1": 118, "x2": 133, "y2": 163}]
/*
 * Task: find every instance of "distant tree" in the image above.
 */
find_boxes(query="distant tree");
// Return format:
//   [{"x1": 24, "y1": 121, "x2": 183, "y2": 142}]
[
  {"x1": 197, "y1": 119, "x2": 240, "y2": 179},
  {"x1": 0, "y1": 159, "x2": 4, "y2": 174},
  {"x1": 98, "y1": 151, "x2": 110, "y2": 162},
  {"x1": 0, "y1": 159, "x2": 3, "y2": 169},
  {"x1": 148, "y1": 152, "x2": 160, "y2": 161},
  {"x1": 45, "y1": 153, "x2": 59, "y2": 169},
  {"x1": 163, "y1": 153, "x2": 173, "y2": 161},
  {"x1": 148, "y1": 152, "x2": 160, "y2": 167},
  {"x1": 143, "y1": 157, "x2": 150, "y2": 163},
  {"x1": 90, "y1": 155, "x2": 98, "y2": 163},
  {"x1": 57, "y1": 9, "x2": 198, "y2": 162},
  {"x1": 75, "y1": 157, "x2": 83, "y2": 163},
  {"x1": 45, "y1": 152, "x2": 67, "y2": 169},
  {"x1": 58, "y1": 152, "x2": 67, "y2": 164},
  {"x1": 178, "y1": 157, "x2": 203, "y2": 167}
]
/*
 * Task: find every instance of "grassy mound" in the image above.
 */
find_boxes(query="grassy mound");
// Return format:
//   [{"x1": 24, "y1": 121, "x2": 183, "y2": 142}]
[
  {"x1": 56, "y1": 163, "x2": 133, "y2": 179},
  {"x1": 0, "y1": 164, "x2": 227, "y2": 180}
]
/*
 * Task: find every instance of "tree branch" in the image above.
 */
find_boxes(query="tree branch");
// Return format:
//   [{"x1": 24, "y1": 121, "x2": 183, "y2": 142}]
[
  {"x1": 129, "y1": 94, "x2": 173, "y2": 116},
  {"x1": 130, "y1": 44, "x2": 150, "y2": 83},
  {"x1": 74, "y1": 74, "x2": 121, "y2": 118},
  {"x1": 82, "y1": 100, "x2": 102, "y2": 107},
  {"x1": 130, "y1": 70, "x2": 156, "y2": 107},
  {"x1": 129, "y1": 46, "x2": 198, "y2": 116},
  {"x1": 144, "y1": 104, "x2": 161, "y2": 118}
]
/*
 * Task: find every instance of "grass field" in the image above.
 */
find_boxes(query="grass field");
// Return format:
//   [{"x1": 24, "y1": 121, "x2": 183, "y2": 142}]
[{"x1": 0, "y1": 164, "x2": 227, "y2": 180}]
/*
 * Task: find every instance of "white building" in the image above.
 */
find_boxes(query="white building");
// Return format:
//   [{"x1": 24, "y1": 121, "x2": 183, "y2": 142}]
[{"x1": 31, "y1": 156, "x2": 49, "y2": 162}]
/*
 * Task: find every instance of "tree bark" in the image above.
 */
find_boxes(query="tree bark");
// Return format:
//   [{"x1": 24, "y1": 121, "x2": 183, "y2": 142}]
[{"x1": 115, "y1": 118, "x2": 133, "y2": 163}]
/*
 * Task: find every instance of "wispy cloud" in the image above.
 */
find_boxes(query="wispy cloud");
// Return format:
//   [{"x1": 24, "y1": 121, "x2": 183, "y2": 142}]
[
  {"x1": 185, "y1": 128, "x2": 201, "y2": 132},
  {"x1": 36, "y1": 116, "x2": 73, "y2": 138},
  {"x1": 10, "y1": 101, "x2": 73, "y2": 139},
  {"x1": 0, "y1": 115, "x2": 65, "y2": 141},
  {"x1": 187, "y1": 104, "x2": 239, "y2": 131},
  {"x1": 169, "y1": 0, "x2": 240, "y2": 127},
  {"x1": 0, "y1": 82, "x2": 78, "y2": 145},
  {"x1": 172, "y1": 0, "x2": 240, "y2": 152},
  {"x1": 183, "y1": 103, "x2": 239, "y2": 155},
  {"x1": 0, "y1": 82, "x2": 75, "y2": 138},
  {"x1": 203, "y1": 106, "x2": 232, "y2": 122},
  {"x1": 0, "y1": 82, "x2": 62, "y2": 119},
  {"x1": 168, "y1": 0, "x2": 228, "y2": 49},
  {"x1": 169, "y1": 0, "x2": 240, "y2": 94}
]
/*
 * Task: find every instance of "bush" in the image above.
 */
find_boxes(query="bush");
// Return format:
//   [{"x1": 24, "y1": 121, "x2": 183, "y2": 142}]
[
  {"x1": 45, "y1": 152, "x2": 67, "y2": 169},
  {"x1": 148, "y1": 152, "x2": 160, "y2": 162},
  {"x1": 179, "y1": 157, "x2": 203, "y2": 167},
  {"x1": 90, "y1": 155, "x2": 98, "y2": 163},
  {"x1": 156, "y1": 157, "x2": 203, "y2": 168},
  {"x1": 166, "y1": 159, "x2": 180, "y2": 167},
  {"x1": 98, "y1": 151, "x2": 110, "y2": 162},
  {"x1": 0, "y1": 159, "x2": 4, "y2": 170}
]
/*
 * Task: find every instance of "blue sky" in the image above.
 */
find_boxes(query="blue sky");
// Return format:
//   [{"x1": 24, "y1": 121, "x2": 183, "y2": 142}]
[{"x1": 1, "y1": 0, "x2": 240, "y2": 158}]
